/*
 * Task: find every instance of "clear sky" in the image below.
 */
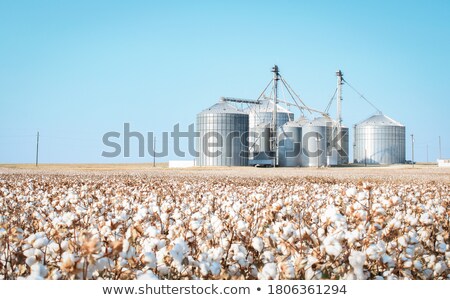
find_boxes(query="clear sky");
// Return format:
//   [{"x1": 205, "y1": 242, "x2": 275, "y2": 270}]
[{"x1": 0, "y1": 0, "x2": 449, "y2": 163}]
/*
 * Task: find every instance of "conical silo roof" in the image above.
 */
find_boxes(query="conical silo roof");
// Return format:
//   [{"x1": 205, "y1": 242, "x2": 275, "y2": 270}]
[
  {"x1": 283, "y1": 116, "x2": 310, "y2": 127},
  {"x1": 356, "y1": 114, "x2": 404, "y2": 127},
  {"x1": 245, "y1": 99, "x2": 292, "y2": 114},
  {"x1": 198, "y1": 100, "x2": 247, "y2": 115},
  {"x1": 305, "y1": 116, "x2": 334, "y2": 127}
]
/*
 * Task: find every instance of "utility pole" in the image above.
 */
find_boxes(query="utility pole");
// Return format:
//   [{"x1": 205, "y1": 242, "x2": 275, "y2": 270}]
[
  {"x1": 271, "y1": 65, "x2": 279, "y2": 167},
  {"x1": 364, "y1": 148, "x2": 367, "y2": 167},
  {"x1": 153, "y1": 136, "x2": 156, "y2": 167},
  {"x1": 35, "y1": 131, "x2": 39, "y2": 167},
  {"x1": 336, "y1": 70, "x2": 343, "y2": 126},
  {"x1": 411, "y1": 134, "x2": 414, "y2": 168},
  {"x1": 317, "y1": 132, "x2": 320, "y2": 168},
  {"x1": 335, "y1": 70, "x2": 344, "y2": 166}
]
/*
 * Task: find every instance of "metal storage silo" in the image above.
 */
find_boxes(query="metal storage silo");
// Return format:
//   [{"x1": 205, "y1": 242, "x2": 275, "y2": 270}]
[
  {"x1": 336, "y1": 126, "x2": 349, "y2": 164},
  {"x1": 246, "y1": 98, "x2": 294, "y2": 129},
  {"x1": 302, "y1": 117, "x2": 329, "y2": 167},
  {"x1": 196, "y1": 100, "x2": 249, "y2": 166},
  {"x1": 277, "y1": 116, "x2": 309, "y2": 167},
  {"x1": 354, "y1": 114, "x2": 405, "y2": 164},
  {"x1": 249, "y1": 123, "x2": 274, "y2": 165},
  {"x1": 329, "y1": 125, "x2": 349, "y2": 165},
  {"x1": 246, "y1": 99, "x2": 294, "y2": 165}
]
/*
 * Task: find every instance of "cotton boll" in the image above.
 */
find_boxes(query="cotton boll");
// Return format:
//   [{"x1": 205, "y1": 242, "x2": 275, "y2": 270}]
[
  {"x1": 169, "y1": 238, "x2": 189, "y2": 263},
  {"x1": 145, "y1": 226, "x2": 160, "y2": 237},
  {"x1": 305, "y1": 268, "x2": 315, "y2": 280},
  {"x1": 405, "y1": 215, "x2": 418, "y2": 226},
  {"x1": 25, "y1": 256, "x2": 37, "y2": 266},
  {"x1": 280, "y1": 261, "x2": 295, "y2": 279},
  {"x1": 413, "y1": 260, "x2": 423, "y2": 271},
  {"x1": 345, "y1": 229, "x2": 361, "y2": 244},
  {"x1": 354, "y1": 209, "x2": 368, "y2": 222},
  {"x1": 382, "y1": 254, "x2": 395, "y2": 268},
  {"x1": 398, "y1": 236, "x2": 408, "y2": 248},
  {"x1": 258, "y1": 263, "x2": 278, "y2": 280},
  {"x1": 60, "y1": 252, "x2": 77, "y2": 274},
  {"x1": 403, "y1": 260, "x2": 413, "y2": 268},
  {"x1": 143, "y1": 252, "x2": 157, "y2": 268},
  {"x1": 49, "y1": 269, "x2": 62, "y2": 280},
  {"x1": 199, "y1": 262, "x2": 209, "y2": 276},
  {"x1": 30, "y1": 263, "x2": 48, "y2": 278},
  {"x1": 252, "y1": 237, "x2": 264, "y2": 252},
  {"x1": 368, "y1": 241, "x2": 387, "y2": 260},
  {"x1": 190, "y1": 219, "x2": 203, "y2": 231},
  {"x1": 210, "y1": 261, "x2": 221, "y2": 276},
  {"x1": 323, "y1": 235, "x2": 342, "y2": 257},
  {"x1": 157, "y1": 265, "x2": 169, "y2": 276},
  {"x1": 228, "y1": 264, "x2": 240, "y2": 276},
  {"x1": 349, "y1": 250, "x2": 366, "y2": 280},
  {"x1": 118, "y1": 211, "x2": 128, "y2": 221},
  {"x1": 419, "y1": 213, "x2": 433, "y2": 225},
  {"x1": 422, "y1": 269, "x2": 433, "y2": 279},
  {"x1": 156, "y1": 247, "x2": 168, "y2": 265},
  {"x1": 391, "y1": 196, "x2": 402, "y2": 206},
  {"x1": 346, "y1": 187, "x2": 357, "y2": 197},
  {"x1": 433, "y1": 261, "x2": 447, "y2": 276},
  {"x1": 23, "y1": 248, "x2": 36, "y2": 258},
  {"x1": 261, "y1": 251, "x2": 274, "y2": 263},
  {"x1": 47, "y1": 242, "x2": 60, "y2": 254},
  {"x1": 33, "y1": 237, "x2": 49, "y2": 249},
  {"x1": 95, "y1": 257, "x2": 112, "y2": 272},
  {"x1": 237, "y1": 220, "x2": 248, "y2": 232},
  {"x1": 357, "y1": 192, "x2": 367, "y2": 201},
  {"x1": 437, "y1": 243, "x2": 447, "y2": 253},
  {"x1": 25, "y1": 234, "x2": 36, "y2": 245},
  {"x1": 26, "y1": 273, "x2": 44, "y2": 280},
  {"x1": 281, "y1": 223, "x2": 295, "y2": 240},
  {"x1": 137, "y1": 270, "x2": 159, "y2": 280}
]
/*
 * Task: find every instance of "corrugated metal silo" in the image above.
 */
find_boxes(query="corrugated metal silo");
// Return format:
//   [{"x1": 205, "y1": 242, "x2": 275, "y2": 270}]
[
  {"x1": 196, "y1": 100, "x2": 249, "y2": 166},
  {"x1": 246, "y1": 99, "x2": 294, "y2": 128},
  {"x1": 336, "y1": 126, "x2": 349, "y2": 165},
  {"x1": 329, "y1": 125, "x2": 349, "y2": 165},
  {"x1": 278, "y1": 116, "x2": 309, "y2": 167},
  {"x1": 301, "y1": 117, "x2": 329, "y2": 167},
  {"x1": 354, "y1": 114, "x2": 405, "y2": 164},
  {"x1": 246, "y1": 99, "x2": 294, "y2": 164},
  {"x1": 249, "y1": 123, "x2": 274, "y2": 164}
]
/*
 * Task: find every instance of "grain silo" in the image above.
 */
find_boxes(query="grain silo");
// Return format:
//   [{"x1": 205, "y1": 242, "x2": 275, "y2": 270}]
[
  {"x1": 301, "y1": 117, "x2": 330, "y2": 167},
  {"x1": 277, "y1": 116, "x2": 309, "y2": 167},
  {"x1": 334, "y1": 125, "x2": 350, "y2": 165},
  {"x1": 247, "y1": 98, "x2": 294, "y2": 165},
  {"x1": 196, "y1": 100, "x2": 249, "y2": 166},
  {"x1": 353, "y1": 114, "x2": 405, "y2": 164},
  {"x1": 246, "y1": 98, "x2": 294, "y2": 129},
  {"x1": 326, "y1": 124, "x2": 350, "y2": 166},
  {"x1": 249, "y1": 122, "x2": 274, "y2": 165}
]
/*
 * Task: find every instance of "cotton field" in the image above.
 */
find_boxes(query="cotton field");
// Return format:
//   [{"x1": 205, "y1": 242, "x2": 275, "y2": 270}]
[{"x1": 0, "y1": 168, "x2": 449, "y2": 280}]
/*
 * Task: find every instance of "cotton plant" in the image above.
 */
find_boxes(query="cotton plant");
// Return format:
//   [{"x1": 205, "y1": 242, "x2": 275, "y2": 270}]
[{"x1": 0, "y1": 172, "x2": 449, "y2": 280}]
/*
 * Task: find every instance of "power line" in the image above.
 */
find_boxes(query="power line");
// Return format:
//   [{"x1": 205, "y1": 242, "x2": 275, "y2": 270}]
[
  {"x1": 325, "y1": 88, "x2": 337, "y2": 113},
  {"x1": 36, "y1": 132, "x2": 39, "y2": 167},
  {"x1": 342, "y1": 79, "x2": 382, "y2": 114}
]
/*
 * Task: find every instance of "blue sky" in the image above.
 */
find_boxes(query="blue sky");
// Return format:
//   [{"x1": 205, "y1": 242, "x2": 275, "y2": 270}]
[{"x1": 0, "y1": 0, "x2": 449, "y2": 163}]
